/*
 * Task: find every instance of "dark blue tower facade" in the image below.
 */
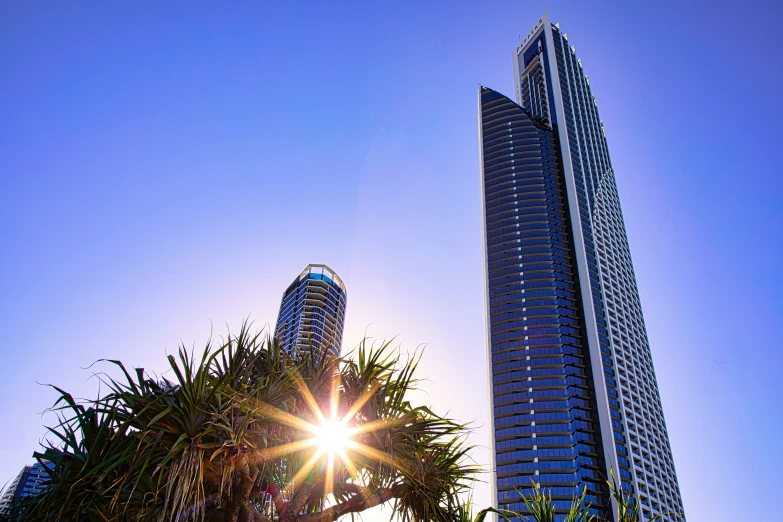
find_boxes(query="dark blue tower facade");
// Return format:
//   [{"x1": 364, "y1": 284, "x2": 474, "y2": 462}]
[
  {"x1": 481, "y1": 12, "x2": 685, "y2": 522},
  {"x1": 480, "y1": 86, "x2": 611, "y2": 518}
]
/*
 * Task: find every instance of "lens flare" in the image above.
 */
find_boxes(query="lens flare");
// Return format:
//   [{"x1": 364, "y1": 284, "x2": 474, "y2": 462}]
[
  {"x1": 315, "y1": 419, "x2": 350, "y2": 454},
  {"x1": 251, "y1": 369, "x2": 399, "y2": 503}
]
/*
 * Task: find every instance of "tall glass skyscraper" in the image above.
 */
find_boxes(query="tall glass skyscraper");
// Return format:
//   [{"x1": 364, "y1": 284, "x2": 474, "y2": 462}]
[
  {"x1": 480, "y1": 13, "x2": 684, "y2": 521},
  {"x1": 274, "y1": 264, "x2": 347, "y2": 358},
  {"x1": 0, "y1": 462, "x2": 51, "y2": 516}
]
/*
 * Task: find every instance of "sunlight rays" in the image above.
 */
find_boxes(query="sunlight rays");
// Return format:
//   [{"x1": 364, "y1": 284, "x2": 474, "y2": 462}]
[
  {"x1": 314, "y1": 420, "x2": 350, "y2": 454},
  {"x1": 250, "y1": 368, "x2": 397, "y2": 505}
]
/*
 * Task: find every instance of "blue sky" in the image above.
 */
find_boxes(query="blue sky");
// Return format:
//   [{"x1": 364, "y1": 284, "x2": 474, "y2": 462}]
[{"x1": 1, "y1": 1, "x2": 782, "y2": 519}]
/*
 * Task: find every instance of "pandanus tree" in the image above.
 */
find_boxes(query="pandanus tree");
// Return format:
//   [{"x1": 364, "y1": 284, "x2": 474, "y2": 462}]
[
  {"x1": 515, "y1": 473, "x2": 681, "y2": 522},
  {"x1": 520, "y1": 482, "x2": 594, "y2": 522},
  {"x1": 18, "y1": 323, "x2": 476, "y2": 522}
]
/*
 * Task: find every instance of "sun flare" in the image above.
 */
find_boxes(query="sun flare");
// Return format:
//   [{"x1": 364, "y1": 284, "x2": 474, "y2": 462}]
[
  {"x1": 315, "y1": 418, "x2": 351, "y2": 454},
  {"x1": 255, "y1": 371, "x2": 398, "y2": 498}
]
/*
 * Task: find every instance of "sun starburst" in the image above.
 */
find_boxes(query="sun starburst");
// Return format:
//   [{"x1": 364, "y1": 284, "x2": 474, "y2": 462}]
[
  {"x1": 250, "y1": 367, "x2": 399, "y2": 505},
  {"x1": 315, "y1": 419, "x2": 350, "y2": 455}
]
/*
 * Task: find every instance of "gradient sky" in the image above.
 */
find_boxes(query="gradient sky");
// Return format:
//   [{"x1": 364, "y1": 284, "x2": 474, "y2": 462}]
[{"x1": 1, "y1": 1, "x2": 782, "y2": 519}]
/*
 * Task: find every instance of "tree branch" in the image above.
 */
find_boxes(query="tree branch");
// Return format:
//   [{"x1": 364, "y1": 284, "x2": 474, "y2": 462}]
[
  {"x1": 238, "y1": 503, "x2": 274, "y2": 522},
  {"x1": 295, "y1": 486, "x2": 400, "y2": 522},
  {"x1": 285, "y1": 477, "x2": 322, "y2": 519},
  {"x1": 338, "y1": 482, "x2": 362, "y2": 495}
]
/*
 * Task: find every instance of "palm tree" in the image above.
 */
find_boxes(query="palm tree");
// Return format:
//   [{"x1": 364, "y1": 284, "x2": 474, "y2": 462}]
[
  {"x1": 20, "y1": 322, "x2": 477, "y2": 522},
  {"x1": 518, "y1": 482, "x2": 593, "y2": 522},
  {"x1": 517, "y1": 472, "x2": 684, "y2": 522},
  {"x1": 453, "y1": 498, "x2": 518, "y2": 522}
]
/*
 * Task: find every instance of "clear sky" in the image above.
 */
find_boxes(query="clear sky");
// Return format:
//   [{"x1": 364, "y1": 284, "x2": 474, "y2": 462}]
[{"x1": 1, "y1": 1, "x2": 782, "y2": 519}]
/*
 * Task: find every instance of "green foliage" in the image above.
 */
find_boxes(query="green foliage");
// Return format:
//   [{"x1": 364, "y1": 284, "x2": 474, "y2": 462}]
[
  {"x1": 564, "y1": 485, "x2": 594, "y2": 522},
  {"x1": 516, "y1": 482, "x2": 592, "y2": 522},
  {"x1": 515, "y1": 473, "x2": 688, "y2": 522},
  {"x1": 19, "y1": 322, "x2": 476, "y2": 522},
  {"x1": 521, "y1": 482, "x2": 555, "y2": 522},
  {"x1": 606, "y1": 469, "x2": 680, "y2": 522},
  {"x1": 511, "y1": 469, "x2": 682, "y2": 522},
  {"x1": 453, "y1": 498, "x2": 518, "y2": 522}
]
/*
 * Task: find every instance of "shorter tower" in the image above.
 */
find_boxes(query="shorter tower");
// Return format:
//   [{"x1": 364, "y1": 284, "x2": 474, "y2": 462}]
[
  {"x1": 274, "y1": 264, "x2": 347, "y2": 358},
  {"x1": 0, "y1": 462, "x2": 52, "y2": 516}
]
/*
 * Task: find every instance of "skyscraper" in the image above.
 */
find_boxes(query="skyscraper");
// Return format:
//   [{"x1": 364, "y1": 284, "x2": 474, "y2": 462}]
[
  {"x1": 274, "y1": 264, "x2": 347, "y2": 358},
  {"x1": 0, "y1": 462, "x2": 51, "y2": 516},
  {"x1": 480, "y1": 13, "x2": 684, "y2": 521}
]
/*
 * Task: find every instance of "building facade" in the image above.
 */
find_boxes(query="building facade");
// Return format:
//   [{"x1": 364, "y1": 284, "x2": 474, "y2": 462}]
[
  {"x1": 274, "y1": 264, "x2": 347, "y2": 358},
  {"x1": 0, "y1": 462, "x2": 51, "y2": 516},
  {"x1": 480, "y1": 13, "x2": 684, "y2": 521}
]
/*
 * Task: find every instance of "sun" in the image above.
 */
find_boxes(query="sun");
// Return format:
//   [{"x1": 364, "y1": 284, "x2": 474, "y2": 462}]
[
  {"x1": 314, "y1": 418, "x2": 351, "y2": 454},
  {"x1": 251, "y1": 372, "x2": 394, "y2": 495}
]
